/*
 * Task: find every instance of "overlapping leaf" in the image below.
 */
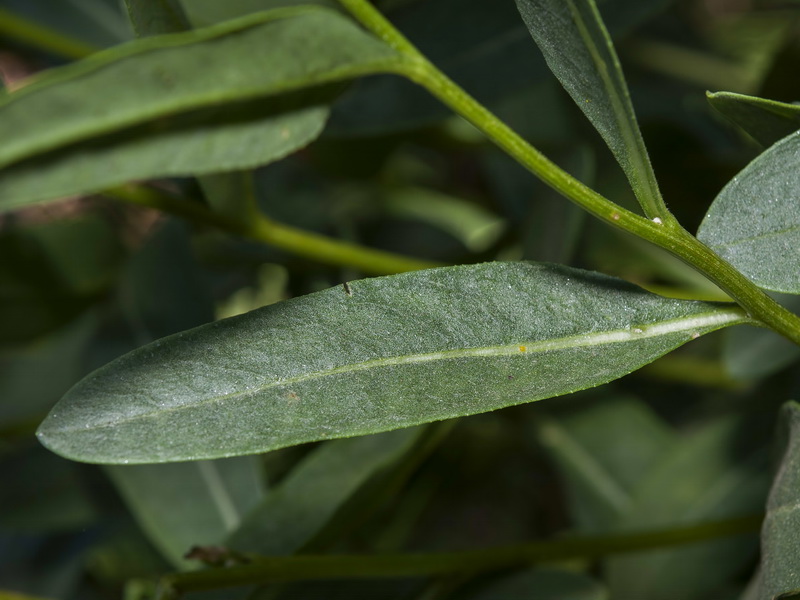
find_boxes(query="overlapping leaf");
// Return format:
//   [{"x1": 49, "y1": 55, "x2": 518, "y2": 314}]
[
  {"x1": 0, "y1": 7, "x2": 403, "y2": 209},
  {"x1": 37, "y1": 262, "x2": 747, "y2": 464},
  {"x1": 697, "y1": 130, "x2": 800, "y2": 294},
  {"x1": 707, "y1": 91, "x2": 800, "y2": 148},
  {"x1": 514, "y1": 0, "x2": 663, "y2": 216}
]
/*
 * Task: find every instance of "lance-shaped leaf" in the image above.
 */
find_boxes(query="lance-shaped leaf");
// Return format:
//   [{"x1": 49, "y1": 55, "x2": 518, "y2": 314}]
[
  {"x1": 515, "y1": 0, "x2": 664, "y2": 217},
  {"x1": 697, "y1": 130, "x2": 800, "y2": 294},
  {"x1": 0, "y1": 7, "x2": 403, "y2": 210},
  {"x1": 707, "y1": 91, "x2": 800, "y2": 148},
  {"x1": 36, "y1": 262, "x2": 747, "y2": 465}
]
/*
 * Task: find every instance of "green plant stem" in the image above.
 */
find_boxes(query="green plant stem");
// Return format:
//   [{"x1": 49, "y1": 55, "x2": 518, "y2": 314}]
[
  {"x1": 107, "y1": 184, "x2": 442, "y2": 275},
  {"x1": 156, "y1": 514, "x2": 762, "y2": 598},
  {"x1": 337, "y1": 0, "x2": 800, "y2": 346},
  {"x1": 0, "y1": 8, "x2": 97, "y2": 60}
]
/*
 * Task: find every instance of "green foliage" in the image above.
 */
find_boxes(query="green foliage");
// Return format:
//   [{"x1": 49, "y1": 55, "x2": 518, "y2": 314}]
[{"x1": 1, "y1": 0, "x2": 799, "y2": 599}]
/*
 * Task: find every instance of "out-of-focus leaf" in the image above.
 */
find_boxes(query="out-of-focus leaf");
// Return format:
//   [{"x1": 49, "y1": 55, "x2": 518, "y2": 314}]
[
  {"x1": 0, "y1": 217, "x2": 119, "y2": 346},
  {"x1": 118, "y1": 220, "x2": 214, "y2": 344},
  {"x1": 200, "y1": 170, "x2": 258, "y2": 222},
  {"x1": 747, "y1": 401, "x2": 800, "y2": 600},
  {"x1": 0, "y1": 0, "x2": 132, "y2": 48},
  {"x1": 707, "y1": 92, "x2": 800, "y2": 148},
  {"x1": 179, "y1": 0, "x2": 337, "y2": 27},
  {"x1": 697, "y1": 130, "x2": 800, "y2": 294},
  {"x1": 228, "y1": 427, "x2": 426, "y2": 554},
  {"x1": 607, "y1": 416, "x2": 770, "y2": 600},
  {"x1": 0, "y1": 7, "x2": 402, "y2": 209},
  {"x1": 37, "y1": 262, "x2": 748, "y2": 464},
  {"x1": 723, "y1": 293, "x2": 800, "y2": 380},
  {"x1": 535, "y1": 396, "x2": 675, "y2": 532},
  {"x1": 106, "y1": 456, "x2": 265, "y2": 568},
  {"x1": 468, "y1": 567, "x2": 608, "y2": 600},
  {"x1": 515, "y1": 0, "x2": 662, "y2": 215},
  {"x1": 0, "y1": 314, "x2": 95, "y2": 430},
  {"x1": 123, "y1": 0, "x2": 190, "y2": 37},
  {"x1": 0, "y1": 446, "x2": 95, "y2": 532},
  {"x1": 328, "y1": 0, "x2": 673, "y2": 136},
  {"x1": 383, "y1": 187, "x2": 504, "y2": 253}
]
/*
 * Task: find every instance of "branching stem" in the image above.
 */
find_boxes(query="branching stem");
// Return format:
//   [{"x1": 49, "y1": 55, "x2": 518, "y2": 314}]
[{"x1": 337, "y1": 0, "x2": 800, "y2": 346}]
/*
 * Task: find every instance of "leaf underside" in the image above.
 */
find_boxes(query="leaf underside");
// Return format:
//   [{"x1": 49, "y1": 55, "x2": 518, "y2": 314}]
[{"x1": 36, "y1": 262, "x2": 746, "y2": 464}]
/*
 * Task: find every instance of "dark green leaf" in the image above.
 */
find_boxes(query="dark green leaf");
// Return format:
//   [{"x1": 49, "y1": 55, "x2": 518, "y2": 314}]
[
  {"x1": 606, "y1": 416, "x2": 770, "y2": 600},
  {"x1": 0, "y1": 446, "x2": 96, "y2": 532},
  {"x1": 514, "y1": 0, "x2": 662, "y2": 214},
  {"x1": 124, "y1": 0, "x2": 191, "y2": 36},
  {"x1": 0, "y1": 7, "x2": 402, "y2": 209},
  {"x1": 227, "y1": 428, "x2": 426, "y2": 554},
  {"x1": 0, "y1": 314, "x2": 95, "y2": 430},
  {"x1": 468, "y1": 567, "x2": 608, "y2": 600},
  {"x1": 0, "y1": 0, "x2": 132, "y2": 48},
  {"x1": 749, "y1": 401, "x2": 800, "y2": 600},
  {"x1": 707, "y1": 91, "x2": 800, "y2": 148},
  {"x1": 37, "y1": 262, "x2": 747, "y2": 464},
  {"x1": 106, "y1": 456, "x2": 265, "y2": 568},
  {"x1": 697, "y1": 131, "x2": 800, "y2": 294}
]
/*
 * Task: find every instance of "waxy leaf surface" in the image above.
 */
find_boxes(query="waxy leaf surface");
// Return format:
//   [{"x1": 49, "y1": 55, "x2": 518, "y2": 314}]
[
  {"x1": 707, "y1": 91, "x2": 800, "y2": 148},
  {"x1": 37, "y1": 262, "x2": 746, "y2": 464},
  {"x1": 515, "y1": 0, "x2": 662, "y2": 214},
  {"x1": 0, "y1": 7, "x2": 402, "y2": 209},
  {"x1": 697, "y1": 131, "x2": 800, "y2": 293}
]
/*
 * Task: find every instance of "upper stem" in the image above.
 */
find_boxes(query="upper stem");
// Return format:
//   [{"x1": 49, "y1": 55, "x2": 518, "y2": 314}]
[{"x1": 337, "y1": 0, "x2": 800, "y2": 346}]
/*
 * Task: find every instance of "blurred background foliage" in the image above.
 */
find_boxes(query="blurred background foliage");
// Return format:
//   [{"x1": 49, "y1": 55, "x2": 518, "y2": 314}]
[{"x1": 0, "y1": 0, "x2": 799, "y2": 598}]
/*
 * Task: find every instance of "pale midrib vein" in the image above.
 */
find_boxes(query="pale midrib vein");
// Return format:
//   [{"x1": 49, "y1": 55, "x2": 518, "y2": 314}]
[
  {"x1": 59, "y1": 309, "x2": 746, "y2": 435},
  {"x1": 565, "y1": 0, "x2": 661, "y2": 211}
]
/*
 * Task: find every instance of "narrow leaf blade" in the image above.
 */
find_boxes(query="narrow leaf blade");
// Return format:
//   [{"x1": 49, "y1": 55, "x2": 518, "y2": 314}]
[
  {"x1": 697, "y1": 131, "x2": 800, "y2": 293},
  {"x1": 707, "y1": 91, "x2": 800, "y2": 148},
  {"x1": 514, "y1": 0, "x2": 663, "y2": 215},
  {"x1": 0, "y1": 8, "x2": 402, "y2": 209},
  {"x1": 37, "y1": 262, "x2": 747, "y2": 464}
]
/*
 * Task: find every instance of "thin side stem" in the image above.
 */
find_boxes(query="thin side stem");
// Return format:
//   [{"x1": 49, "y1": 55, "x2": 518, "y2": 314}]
[
  {"x1": 0, "y1": 8, "x2": 97, "y2": 60},
  {"x1": 157, "y1": 514, "x2": 762, "y2": 598},
  {"x1": 337, "y1": 0, "x2": 800, "y2": 346},
  {"x1": 107, "y1": 185, "x2": 442, "y2": 275}
]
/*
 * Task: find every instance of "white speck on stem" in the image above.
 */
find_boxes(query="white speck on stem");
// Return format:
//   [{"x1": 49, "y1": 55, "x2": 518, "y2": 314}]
[{"x1": 652, "y1": 217, "x2": 663, "y2": 225}]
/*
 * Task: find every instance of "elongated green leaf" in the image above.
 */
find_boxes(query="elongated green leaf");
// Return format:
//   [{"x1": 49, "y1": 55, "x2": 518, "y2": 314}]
[
  {"x1": 106, "y1": 456, "x2": 264, "y2": 568},
  {"x1": 514, "y1": 0, "x2": 663, "y2": 216},
  {"x1": 124, "y1": 0, "x2": 191, "y2": 36},
  {"x1": 0, "y1": 7, "x2": 403, "y2": 209},
  {"x1": 697, "y1": 130, "x2": 800, "y2": 293},
  {"x1": 228, "y1": 428, "x2": 425, "y2": 554},
  {"x1": 707, "y1": 91, "x2": 800, "y2": 148},
  {"x1": 37, "y1": 263, "x2": 747, "y2": 464},
  {"x1": 749, "y1": 401, "x2": 800, "y2": 600}
]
